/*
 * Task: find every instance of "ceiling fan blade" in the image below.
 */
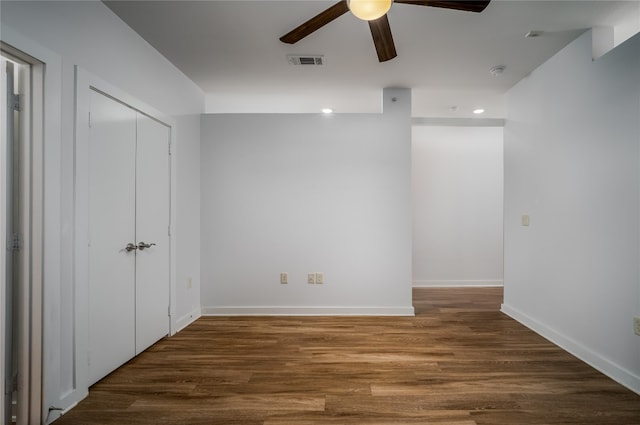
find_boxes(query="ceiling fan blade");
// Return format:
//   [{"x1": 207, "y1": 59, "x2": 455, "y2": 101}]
[
  {"x1": 280, "y1": 0, "x2": 350, "y2": 44},
  {"x1": 369, "y1": 14, "x2": 397, "y2": 62},
  {"x1": 394, "y1": 0, "x2": 491, "y2": 13}
]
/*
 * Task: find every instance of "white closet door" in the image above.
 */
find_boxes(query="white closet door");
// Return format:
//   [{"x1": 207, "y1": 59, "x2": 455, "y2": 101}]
[
  {"x1": 88, "y1": 90, "x2": 137, "y2": 385},
  {"x1": 135, "y1": 114, "x2": 170, "y2": 354}
]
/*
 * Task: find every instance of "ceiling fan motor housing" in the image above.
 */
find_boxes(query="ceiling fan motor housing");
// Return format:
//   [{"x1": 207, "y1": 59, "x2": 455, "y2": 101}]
[{"x1": 280, "y1": 0, "x2": 491, "y2": 62}]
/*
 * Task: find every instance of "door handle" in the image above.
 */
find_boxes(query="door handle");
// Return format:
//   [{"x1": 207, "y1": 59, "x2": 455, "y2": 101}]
[
  {"x1": 137, "y1": 241, "x2": 156, "y2": 251},
  {"x1": 125, "y1": 243, "x2": 138, "y2": 252}
]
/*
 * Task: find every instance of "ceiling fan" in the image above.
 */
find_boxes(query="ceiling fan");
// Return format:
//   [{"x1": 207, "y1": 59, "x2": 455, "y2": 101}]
[{"x1": 280, "y1": 0, "x2": 491, "y2": 62}]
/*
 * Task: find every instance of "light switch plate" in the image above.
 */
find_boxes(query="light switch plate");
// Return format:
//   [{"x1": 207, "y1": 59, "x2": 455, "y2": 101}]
[
  {"x1": 316, "y1": 272, "x2": 324, "y2": 284},
  {"x1": 280, "y1": 272, "x2": 288, "y2": 284},
  {"x1": 521, "y1": 214, "x2": 530, "y2": 226}
]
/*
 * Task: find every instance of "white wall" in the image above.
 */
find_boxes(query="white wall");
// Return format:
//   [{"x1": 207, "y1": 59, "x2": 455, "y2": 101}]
[
  {"x1": 502, "y1": 31, "x2": 640, "y2": 393},
  {"x1": 200, "y1": 88, "x2": 414, "y2": 315},
  {"x1": 174, "y1": 114, "x2": 202, "y2": 328},
  {"x1": 412, "y1": 125, "x2": 504, "y2": 287},
  {"x1": 0, "y1": 1, "x2": 204, "y2": 420}
]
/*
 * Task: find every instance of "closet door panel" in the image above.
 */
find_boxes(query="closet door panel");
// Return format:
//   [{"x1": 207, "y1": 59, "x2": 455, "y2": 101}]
[
  {"x1": 88, "y1": 90, "x2": 137, "y2": 385},
  {"x1": 135, "y1": 114, "x2": 170, "y2": 354}
]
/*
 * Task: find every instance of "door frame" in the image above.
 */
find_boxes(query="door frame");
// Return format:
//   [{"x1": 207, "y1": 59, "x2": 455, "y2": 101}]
[
  {"x1": 1, "y1": 41, "x2": 45, "y2": 425},
  {"x1": 74, "y1": 66, "x2": 177, "y2": 390}
]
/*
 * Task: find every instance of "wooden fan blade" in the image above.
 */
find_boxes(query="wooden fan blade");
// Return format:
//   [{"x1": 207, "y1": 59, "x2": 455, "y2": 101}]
[
  {"x1": 369, "y1": 15, "x2": 397, "y2": 62},
  {"x1": 394, "y1": 0, "x2": 490, "y2": 13},
  {"x1": 280, "y1": 1, "x2": 350, "y2": 44}
]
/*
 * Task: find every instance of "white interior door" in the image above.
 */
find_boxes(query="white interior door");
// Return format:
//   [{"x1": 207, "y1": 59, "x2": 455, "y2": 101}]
[
  {"x1": 135, "y1": 114, "x2": 170, "y2": 354},
  {"x1": 88, "y1": 90, "x2": 137, "y2": 385}
]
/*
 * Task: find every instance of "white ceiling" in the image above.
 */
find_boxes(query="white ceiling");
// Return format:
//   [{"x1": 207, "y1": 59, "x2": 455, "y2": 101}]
[{"x1": 104, "y1": 0, "x2": 638, "y2": 117}]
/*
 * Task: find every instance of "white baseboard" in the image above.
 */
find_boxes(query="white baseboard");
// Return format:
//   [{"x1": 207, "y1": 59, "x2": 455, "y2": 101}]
[
  {"x1": 201, "y1": 306, "x2": 415, "y2": 316},
  {"x1": 413, "y1": 279, "x2": 504, "y2": 287},
  {"x1": 174, "y1": 307, "x2": 201, "y2": 333},
  {"x1": 501, "y1": 303, "x2": 640, "y2": 396}
]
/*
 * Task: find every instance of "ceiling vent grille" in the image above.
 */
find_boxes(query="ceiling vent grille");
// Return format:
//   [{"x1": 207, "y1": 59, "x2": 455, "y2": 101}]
[{"x1": 287, "y1": 55, "x2": 324, "y2": 66}]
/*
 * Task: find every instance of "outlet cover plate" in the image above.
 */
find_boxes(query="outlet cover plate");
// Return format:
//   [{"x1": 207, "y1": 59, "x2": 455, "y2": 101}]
[
  {"x1": 316, "y1": 272, "x2": 324, "y2": 284},
  {"x1": 280, "y1": 272, "x2": 288, "y2": 284},
  {"x1": 307, "y1": 273, "x2": 316, "y2": 284}
]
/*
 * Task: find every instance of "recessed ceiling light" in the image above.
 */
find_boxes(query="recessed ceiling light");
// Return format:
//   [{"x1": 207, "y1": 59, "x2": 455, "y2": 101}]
[
  {"x1": 473, "y1": 108, "x2": 485, "y2": 114},
  {"x1": 322, "y1": 108, "x2": 334, "y2": 114}
]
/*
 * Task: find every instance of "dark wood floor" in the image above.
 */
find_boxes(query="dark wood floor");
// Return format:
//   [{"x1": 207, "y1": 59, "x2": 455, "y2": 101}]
[{"x1": 55, "y1": 287, "x2": 640, "y2": 424}]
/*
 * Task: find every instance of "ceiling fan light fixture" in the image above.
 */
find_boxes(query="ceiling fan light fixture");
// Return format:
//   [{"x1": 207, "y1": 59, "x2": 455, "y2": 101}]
[{"x1": 348, "y1": 0, "x2": 392, "y2": 21}]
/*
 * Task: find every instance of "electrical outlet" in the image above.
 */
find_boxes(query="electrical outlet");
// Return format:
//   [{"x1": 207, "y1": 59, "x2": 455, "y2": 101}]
[
  {"x1": 634, "y1": 316, "x2": 640, "y2": 336},
  {"x1": 280, "y1": 272, "x2": 288, "y2": 284},
  {"x1": 307, "y1": 273, "x2": 316, "y2": 284},
  {"x1": 315, "y1": 272, "x2": 324, "y2": 284}
]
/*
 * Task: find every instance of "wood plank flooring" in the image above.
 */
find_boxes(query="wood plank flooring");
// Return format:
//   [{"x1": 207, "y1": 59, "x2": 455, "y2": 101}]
[{"x1": 55, "y1": 288, "x2": 640, "y2": 424}]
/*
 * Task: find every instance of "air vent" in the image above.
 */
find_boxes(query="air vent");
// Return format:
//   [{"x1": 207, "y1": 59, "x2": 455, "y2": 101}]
[{"x1": 287, "y1": 55, "x2": 324, "y2": 66}]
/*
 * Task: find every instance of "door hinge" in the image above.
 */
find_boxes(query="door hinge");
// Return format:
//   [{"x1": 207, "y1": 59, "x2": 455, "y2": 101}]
[
  {"x1": 88, "y1": 111, "x2": 92, "y2": 128},
  {"x1": 7, "y1": 233, "x2": 23, "y2": 252},
  {"x1": 168, "y1": 305, "x2": 171, "y2": 317},
  {"x1": 168, "y1": 141, "x2": 172, "y2": 155},
  {"x1": 10, "y1": 94, "x2": 21, "y2": 111},
  {"x1": 6, "y1": 372, "x2": 19, "y2": 393},
  {"x1": 168, "y1": 225, "x2": 171, "y2": 237}
]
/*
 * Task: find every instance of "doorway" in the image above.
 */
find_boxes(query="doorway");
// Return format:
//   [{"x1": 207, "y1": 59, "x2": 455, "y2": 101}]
[
  {"x1": 1, "y1": 44, "x2": 44, "y2": 425},
  {"x1": 411, "y1": 125, "x2": 504, "y2": 290}
]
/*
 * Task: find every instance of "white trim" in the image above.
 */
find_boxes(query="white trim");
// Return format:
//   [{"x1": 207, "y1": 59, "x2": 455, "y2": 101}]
[
  {"x1": 501, "y1": 303, "x2": 640, "y2": 395},
  {"x1": 175, "y1": 308, "x2": 202, "y2": 333},
  {"x1": 168, "y1": 125, "x2": 178, "y2": 336},
  {"x1": 72, "y1": 67, "x2": 91, "y2": 413},
  {"x1": 413, "y1": 280, "x2": 503, "y2": 287},
  {"x1": 0, "y1": 55, "x2": 6, "y2": 425},
  {"x1": 27, "y1": 50, "x2": 43, "y2": 425},
  {"x1": 202, "y1": 306, "x2": 416, "y2": 316}
]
